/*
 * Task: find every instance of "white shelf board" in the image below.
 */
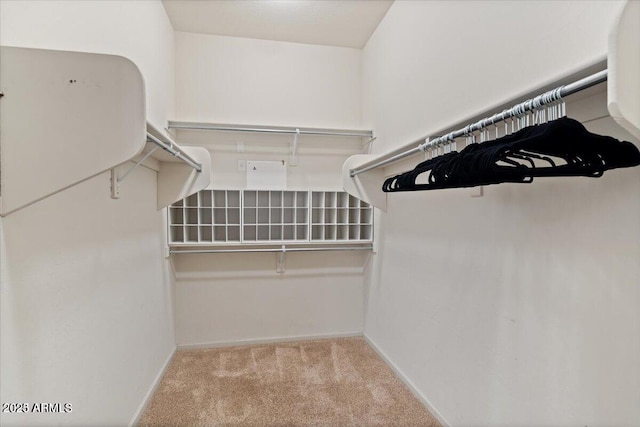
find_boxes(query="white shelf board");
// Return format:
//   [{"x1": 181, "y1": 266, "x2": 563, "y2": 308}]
[
  {"x1": 608, "y1": 0, "x2": 640, "y2": 140},
  {"x1": 342, "y1": 155, "x2": 388, "y2": 211},
  {"x1": 0, "y1": 46, "x2": 212, "y2": 215},
  {"x1": 146, "y1": 122, "x2": 211, "y2": 209},
  {"x1": 168, "y1": 189, "x2": 372, "y2": 246},
  {"x1": 0, "y1": 46, "x2": 146, "y2": 216},
  {"x1": 168, "y1": 120, "x2": 373, "y2": 138}
]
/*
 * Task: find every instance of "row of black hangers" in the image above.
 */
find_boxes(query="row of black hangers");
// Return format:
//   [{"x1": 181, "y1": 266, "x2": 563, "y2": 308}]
[{"x1": 383, "y1": 117, "x2": 640, "y2": 192}]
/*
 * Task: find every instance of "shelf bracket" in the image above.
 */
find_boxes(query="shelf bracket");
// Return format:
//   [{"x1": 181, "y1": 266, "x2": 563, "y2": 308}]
[
  {"x1": 290, "y1": 129, "x2": 300, "y2": 167},
  {"x1": 363, "y1": 136, "x2": 377, "y2": 154},
  {"x1": 110, "y1": 146, "x2": 159, "y2": 199},
  {"x1": 110, "y1": 168, "x2": 120, "y2": 199},
  {"x1": 120, "y1": 146, "x2": 159, "y2": 183},
  {"x1": 276, "y1": 245, "x2": 286, "y2": 274}
]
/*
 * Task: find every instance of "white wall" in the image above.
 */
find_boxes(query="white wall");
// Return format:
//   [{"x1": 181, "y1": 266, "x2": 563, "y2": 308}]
[
  {"x1": 362, "y1": 1, "x2": 639, "y2": 426},
  {"x1": 175, "y1": 31, "x2": 361, "y2": 128},
  {"x1": 172, "y1": 33, "x2": 366, "y2": 346},
  {"x1": 0, "y1": 1, "x2": 176, "y2": 425},
  {"x1": 362, "y1": 0, "x2": 625, "y2": 153},
  {"x1": 171, "y1": 143, "x2": 368, "y2": 347},
  {"x1": 172, "y1": 132, "x2": 368, "y2": 346},
  {"x1": 0, "y1": 170, "x2": 174, "y2": 427},
  {"x1": 174, "y1": 251, "x2": 367, "y2": 346}
]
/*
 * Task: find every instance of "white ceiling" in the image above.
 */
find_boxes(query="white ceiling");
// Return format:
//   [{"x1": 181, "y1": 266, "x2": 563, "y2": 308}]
[{"x1": 162, "y1": 0, "x2": 393, "y2": 49}]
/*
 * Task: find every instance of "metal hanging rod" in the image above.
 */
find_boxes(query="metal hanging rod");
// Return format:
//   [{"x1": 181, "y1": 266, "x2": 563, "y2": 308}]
[
  {"x1": 168, "y1": 121, "x2": 373, "y2": 138},
  {"x1": 170, "y1": 245, "x2": 373, "y2": 255},
  {"x1": 350, "y1": 69, "x2": 608, "y2": 177},
  {"x1": 146, "y1": 132, "x2": 202, "y2": 172}
]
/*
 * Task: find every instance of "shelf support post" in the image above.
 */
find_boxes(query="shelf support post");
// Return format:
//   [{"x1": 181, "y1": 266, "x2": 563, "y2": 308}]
[
  {"x1": 119, "y1": 146, "x2": 159, "y2": 183},
  {"x1": 276, "y1": 245, "x2": 286, "y2": 274},
  {"x1": 110, "y1": 168, "x2": 120, "y2": 199},
  {"x1": 110, "y1": 146, "x2": 159, "y2": 199},
  {"x1": 290, "y1": 129, "x2": 300, "y2": 167}
]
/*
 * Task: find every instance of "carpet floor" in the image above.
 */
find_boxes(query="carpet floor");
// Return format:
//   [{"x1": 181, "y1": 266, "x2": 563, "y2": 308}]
[{"x1": 138, "y1": 337, "x2": 441, "y2": 426}]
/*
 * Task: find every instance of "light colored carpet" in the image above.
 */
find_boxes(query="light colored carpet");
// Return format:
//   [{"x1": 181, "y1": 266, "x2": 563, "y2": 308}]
[{"x1": 139, "y1": 337, "x2": 441, "y2": 426}]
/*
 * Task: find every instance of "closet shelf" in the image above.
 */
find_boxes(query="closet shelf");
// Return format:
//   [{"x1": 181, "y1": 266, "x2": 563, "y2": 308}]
[
  {"x1": 167, "y1": 121, "x2": 375, "y2": 166},
  {"x1": 145, "y1": 124, "x2": 201, "y2": 171},
  {"x1": 168, "y1": 121, "x2": 373, "y2": 139},
  {"x1": 168, "y1": 121, "x2": 374, "y2": 163},
  {"x1": 140, "y1": 123, "x2": 211, "y2": 209},
  {"x1": 607, "y1": 0, "x2": 640, "y2": 141},
  {"x1": 167, "y1": 189, "x2": 373, "y2": 248},
  {"x1": 0, "y1": 46, "x2": 211, "y2": 216}
]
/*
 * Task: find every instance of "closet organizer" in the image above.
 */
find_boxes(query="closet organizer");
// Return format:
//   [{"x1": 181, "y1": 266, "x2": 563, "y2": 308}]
[
  {"x1": 0, "y1": 46, "x2": 211, "y2": 217},
  {"x1": 342, "y1": 1, "x2": 640, "y2": 209},
  {"x1": 164, "y1": 122, "x2": 375, "y2": 272}
]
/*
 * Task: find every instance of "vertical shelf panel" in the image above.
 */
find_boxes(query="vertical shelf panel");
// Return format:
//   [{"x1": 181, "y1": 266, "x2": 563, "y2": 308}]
[
  {"x1": 311, "y1": 191, "x2": 324, "y2": 241},
  {"x1": 296, "y1": 190, "x2": 309, "y2": 241},
  {"x1": 211, "y1": 191, "x2": 225, "y2": 244},
  {"x1": 198, "y1": 190, "x2": 211, "y2": 243},
  {"x1": 184, "y1": 193, "x2": 198, "y2": 244},
  {"x1": 169, "y1": 198, "x2": 186, "y2": 244},
  {"x1": 243, "y1": 190, "x2": 257, "y2": 243}
]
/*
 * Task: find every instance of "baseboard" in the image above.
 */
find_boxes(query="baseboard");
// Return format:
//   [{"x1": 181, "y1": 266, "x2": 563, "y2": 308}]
[
  {"x1": 177, "y1": 331, "x2": 363, "y2": 350},
  {"x1": 363, "y1": 333, "x2": 451, "y2": 427},
  {"x1": 129, "y1": 346, "x2": 177, "y2": 427}
]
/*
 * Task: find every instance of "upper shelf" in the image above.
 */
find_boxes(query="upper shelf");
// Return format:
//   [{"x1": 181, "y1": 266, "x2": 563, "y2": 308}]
[
  {"x1": 168, "y1": 121, "x2": 373, "y2": 139},
  {"x1": 0, "y1": 46, "x2": 211, "y2": 216},
  {"x1": 169, "y1": 120, "x2": 374, "y2": 167},
  {"x1": 607, "y1": 0, "x2": 640, "y2": 140},
  {"x1": 144, "y1": 123, "x2": 211, "y2": 209}
]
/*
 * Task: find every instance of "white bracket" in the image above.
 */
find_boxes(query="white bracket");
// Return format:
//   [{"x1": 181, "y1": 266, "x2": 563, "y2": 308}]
[
  {"x1": 110, "y1": 146, "x2": 159, "y2": 199},
  {"x1": 469, "y1": 186, "x2": 484, "y2": 198},
  {"x1": 276, "y1": 245, "x2": 286, "y2": 274},
  {"x1": 363, "y1": 136, "x2": 377, "y2": 154},
  {"x1": 110, "y1": 168, "x2": 120, "y2": 199},
  {"x1": 290, "y1": 129, "x2": 300, "y2": 166}
]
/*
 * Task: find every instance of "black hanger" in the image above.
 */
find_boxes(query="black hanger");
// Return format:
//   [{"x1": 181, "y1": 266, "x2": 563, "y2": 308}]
[{"x1": 382, "y1": 117, "x2": 640, "y2": 192}]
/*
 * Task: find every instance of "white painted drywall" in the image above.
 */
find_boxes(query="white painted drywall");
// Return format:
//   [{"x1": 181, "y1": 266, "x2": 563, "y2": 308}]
[
  {"x1": 362, "y1": 0, "x2": 626, "y2": 154},
  {"x1": 362, "y1": 1, "x2": 640, "y2": 426},
  {"x1": 176, "y1": 130, "x2": 365, "y2": 190},
  {"x1": 1, "y1": 170, "x2": 175, "y2": 427},
  {"x1": 172, "y1": 34, "x2": 366, "y2": 347},
  {"x1": 174, "y1": 251, "x2": 367, "y2": 346},
  {"x1": 174, "y1": 31, "x2": 361, "y2": 128},
  {"x1": 0, "y1": 1, "x2": 176, "y2": 425},
  {"x1": 173, "y1": 133, "x2": 368, "y2": 346}
]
